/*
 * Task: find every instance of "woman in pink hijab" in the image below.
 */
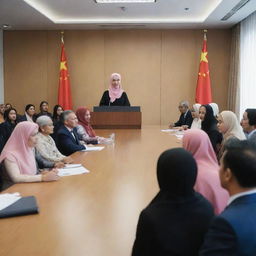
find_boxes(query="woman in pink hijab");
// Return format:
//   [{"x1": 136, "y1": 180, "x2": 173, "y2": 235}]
[
  {"x1": 99, "y1": 73, "x2": 130, "y2": 106},
  {"x1": 183, "y1": 129, "x2": 229, "y2": 214},
  {"x1": 0, "y1": 121, "x2": 59, "y2": 186}
]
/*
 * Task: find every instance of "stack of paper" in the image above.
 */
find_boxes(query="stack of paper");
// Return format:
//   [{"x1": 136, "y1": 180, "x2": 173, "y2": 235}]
[
  {"x1": 58, "y1": 164, "x2": 90, "y2": 177},
  {"x1": 0, "y1": 193, "x2": 21, "y2": 211},
  {"x1": 82, "y1": 146, "x2": 104, "y2": 152}
]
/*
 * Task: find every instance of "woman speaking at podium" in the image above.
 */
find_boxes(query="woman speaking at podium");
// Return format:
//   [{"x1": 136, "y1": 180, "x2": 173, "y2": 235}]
[{"x1": 99, "y1": 73, "x2": 130, "y2": 106}]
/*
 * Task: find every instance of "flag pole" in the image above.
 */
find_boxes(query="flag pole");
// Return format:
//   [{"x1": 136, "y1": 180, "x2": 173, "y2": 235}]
[
  {"x1": 61, "y1": 31, "x2": 64, "y2": 44},
  {"x1": 203, "y1": 29, "x2": 207, "y2": 41}
]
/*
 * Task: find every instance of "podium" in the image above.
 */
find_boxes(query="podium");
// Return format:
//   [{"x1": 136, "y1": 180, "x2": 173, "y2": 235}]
[{"x1": 91, "y1": 106, "x2": 141, "y2": 129}]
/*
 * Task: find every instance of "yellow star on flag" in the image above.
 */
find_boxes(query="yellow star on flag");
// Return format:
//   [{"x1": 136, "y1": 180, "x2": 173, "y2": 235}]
[
  {"x1": 200, "y1": 52, "x2": 208, "y2": 63},
  {"x1": 60, "y1": 61, "x2": 67, "y2": 70}
]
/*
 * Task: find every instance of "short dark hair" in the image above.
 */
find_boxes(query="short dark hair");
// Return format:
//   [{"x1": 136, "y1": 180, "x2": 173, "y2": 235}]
[
  {"x1": 25, "y1": 104, "x2": 35, "y2": 112},
  {"x1": 223, "y1": 140, "x2": 256, "y2": 188},
  {"x1": 245, "y1": 108, "x2": 256, "y2": 126}
]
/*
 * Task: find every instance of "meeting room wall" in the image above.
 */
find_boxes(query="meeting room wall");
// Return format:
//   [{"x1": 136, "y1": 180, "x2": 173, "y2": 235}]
[{"x1": 3, "y1": 29, "x2": 231, "y2": 125}]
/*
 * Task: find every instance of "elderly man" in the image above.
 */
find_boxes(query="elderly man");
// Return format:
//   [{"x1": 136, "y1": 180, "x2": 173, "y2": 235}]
[
  {"x1": 169, "y1": 101, "x2": 193, "y2": 129},
  {"x1": 200, "y1": 141, "x2": 256, "y2": 255},
  {"x1": 56, "y1": 110, "x2": 86, "y2": 156}
]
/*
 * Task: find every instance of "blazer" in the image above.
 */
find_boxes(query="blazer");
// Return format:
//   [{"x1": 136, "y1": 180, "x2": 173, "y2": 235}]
[
  {"x1": 56, "y1": 125, "x2": 86, "y2": 156},
  {"x1": 99, "y1": 91, "x2": 130, "y2": 106},
  {"x1": 174, "y1": 110, "x2": 193, "y2": 128},
  {"x1": 132, "y1": 192, "x2": 214, "y2": 256},
  {"x1": 200, "y1": 193, "x2": 256, "y2": 255}
]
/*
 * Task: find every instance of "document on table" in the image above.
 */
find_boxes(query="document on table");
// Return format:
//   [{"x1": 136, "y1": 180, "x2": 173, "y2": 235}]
[
  {"x1": 0, "y1": 193, "x2": 21, "y2": 211},
  {"x1": 161, "y1": 129, "x2": 177, "y2": 132},
  {"x1": 58, "y1": 165, "x2": 90, "y2": 176},
  {"x1": 82, "y1": 146, "x2": 104, "y2": 152}
]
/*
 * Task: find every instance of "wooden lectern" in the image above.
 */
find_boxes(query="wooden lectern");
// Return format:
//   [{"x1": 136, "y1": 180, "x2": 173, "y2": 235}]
[{"x1": 91, "y1": 106, "x2": 141, "y2": 129}]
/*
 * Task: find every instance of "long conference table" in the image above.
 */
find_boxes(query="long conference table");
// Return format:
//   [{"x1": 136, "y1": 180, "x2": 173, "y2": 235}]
[{"x1": 0, "y1": 126, "x2": 181, "y2": 256}]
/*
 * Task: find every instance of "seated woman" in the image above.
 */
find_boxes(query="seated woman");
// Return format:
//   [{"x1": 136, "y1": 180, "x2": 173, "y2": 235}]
[
  {"x1": 76, "y1": 107, "x2": 111, "y2": 144},
  {"x1": 0, "y1": 121, "x2": 59, "y2": 186},
  {"x1": 0, "y1": 108, "x2": 18, "y2": 153},
  {"x1": 99, "y1": 73, "x2": 130, "y2": 106},
  {"x1": 199, "y1": 104, "x2": 222, "y2": 154},
  {"x1": 183, "y1": 129, "x2": 229, "y2": 214},
  {"x1": 132, "y1": 148, "x2": 214, "y2": 256},
  {"x1": 19, "y1": 104, "x2": 36, "y2": 122},
  {"x1": 217, "y1": 110, "x2": 246, "y2": 160},
  {"x1": 53, "y1": 104, "x2": 64, "y2": 125},
  {"x1": 190, "y1": 103, "x2": 201, "y2": 129},
  {"x1": 209, "y1": 102, "x2": 219, "y2": 117},
  {"x1": 35, "y1": 116, "x2": 73, "y2": 163}
]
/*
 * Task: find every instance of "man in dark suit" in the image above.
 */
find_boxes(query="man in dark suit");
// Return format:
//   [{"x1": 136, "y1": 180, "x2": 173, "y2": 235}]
[
  {"x1": 56, "y1": 110, "x2": 86, "y2": 156},
  {"x1": 169, "y1": 100, "x2": 193, "y2": 129},
  {"x1": 200, "y1": 141, "x2": 256, "y2": 255}
]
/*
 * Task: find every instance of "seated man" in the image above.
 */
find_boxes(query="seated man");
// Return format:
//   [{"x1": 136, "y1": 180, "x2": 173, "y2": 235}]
[
  {"x1": 200, "y1": 141, "x2": 256, "y2": 255},
  {"x1": 241, "y1": 108, "x2": 256, "y2": 145},
  {"x1": 56, "y1": 110, "x2": 86, "y2": 156},
  {"x1": 169, "y1": 101, "x2": 193, "y2": 129}
]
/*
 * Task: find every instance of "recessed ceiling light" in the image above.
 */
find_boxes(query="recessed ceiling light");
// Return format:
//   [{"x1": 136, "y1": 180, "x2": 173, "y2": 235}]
[
  {"x1": 95, "y1": 0, "x2": 156, "y2": 3},
  {"x1": 2, "y1": 24, "x2": 11, "y2": 29}
]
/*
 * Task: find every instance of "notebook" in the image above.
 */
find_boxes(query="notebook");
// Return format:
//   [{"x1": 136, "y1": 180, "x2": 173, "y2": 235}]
[{"x1": 0, "y1": 196, "x2": 39, "y2": 218}]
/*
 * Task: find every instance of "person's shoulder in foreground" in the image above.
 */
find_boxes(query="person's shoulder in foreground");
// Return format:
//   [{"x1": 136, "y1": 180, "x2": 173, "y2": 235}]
[{"x1": 200, "y1": 140, "x2": 256, "y2": 255}]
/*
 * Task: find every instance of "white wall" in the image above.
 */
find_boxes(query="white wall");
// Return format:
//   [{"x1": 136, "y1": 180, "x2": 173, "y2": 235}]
[{"x1": 0, "y1": 30, "x2": 4, "y2": 103}]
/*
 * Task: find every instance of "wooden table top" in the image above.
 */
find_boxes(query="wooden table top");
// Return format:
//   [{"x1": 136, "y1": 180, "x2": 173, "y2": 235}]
[{"x1": 0, "y1": 126, "x2": 181, "y2": 256}]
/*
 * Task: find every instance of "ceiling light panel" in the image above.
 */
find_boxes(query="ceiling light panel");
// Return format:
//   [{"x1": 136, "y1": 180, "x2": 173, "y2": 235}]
[{"x1": 95, "y1": 0, "x2": 156, "y2": 3}]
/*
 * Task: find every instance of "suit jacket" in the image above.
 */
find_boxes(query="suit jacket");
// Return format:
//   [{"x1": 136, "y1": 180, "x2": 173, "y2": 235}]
[
  {"x1": 174, "y1": 110, "x2": 193, "y2": 128},
  {"x1": 200, "y1": 193, "x2": 256, "y2": 255},
  {"x1": 132, "y1": 192, "x2": 214, "y2": 256},
  {"x1": 56, "y1": 125, "x2": 86, "y2": 156}
]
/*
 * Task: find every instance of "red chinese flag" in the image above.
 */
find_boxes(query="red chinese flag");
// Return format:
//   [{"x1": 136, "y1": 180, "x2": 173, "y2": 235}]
[
  {"x1": 195, "y1": 33, "x2": 212, "y2": 104},
  {"x1": 58, "y1": 42, "x2": 72, "y2": 110}
]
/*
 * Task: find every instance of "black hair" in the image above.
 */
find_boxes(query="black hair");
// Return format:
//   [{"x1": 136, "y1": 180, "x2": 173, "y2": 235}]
[
  {"x1": 223, "y1": 140, "x2": 256, "y2": 188},
  {"x1": 53, "y1": 104, "x2": 64, "y2": 121},
  {"x1": 4, "y1": 107, "x2": 17, "y2": 123},
  {"x1": 39, "y1": 101, "x2": 49, "y2": 112},
  {"x1": 245, "y1": 108, "x2": 256, "y2": 126},
  {"x1": 25, "y1": 104, "x2": 35, "y2": 113}
]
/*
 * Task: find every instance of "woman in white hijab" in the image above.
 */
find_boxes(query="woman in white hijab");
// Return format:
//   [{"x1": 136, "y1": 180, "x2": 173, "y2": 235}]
[
  {"x1": 191, "y1": 103, "x2": 202, "y2": 129},
  {"x1": 209, "y1": 103, "x2": 219, "y2": 117},
  {"x1": 217, "y1": 110, "x2": 246, "y2": 160}
]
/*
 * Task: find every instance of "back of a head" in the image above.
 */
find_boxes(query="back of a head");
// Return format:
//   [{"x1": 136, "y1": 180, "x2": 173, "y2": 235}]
[
  {"x1": 223, "y1": 140, "x2": 256, "y2": 188},
  {"x1": 157, "y1": 148, "x2": 197, "y2": 196},
  {"x1": 183, "y1": 129, "x2": 218, "y2": 165}
]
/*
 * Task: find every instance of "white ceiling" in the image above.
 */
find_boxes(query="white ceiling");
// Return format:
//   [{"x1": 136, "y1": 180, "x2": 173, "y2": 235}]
[{"x1": 0, "y1": 0, "x2": 256, "y2": 30}]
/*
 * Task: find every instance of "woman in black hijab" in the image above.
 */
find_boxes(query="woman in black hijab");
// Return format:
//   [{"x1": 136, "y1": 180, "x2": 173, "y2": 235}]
[
  {"x1": 200, "y1": 104, "x2": 223, "y2": 154},
  {"x1": 132, "y1": 148, "x2": 214, "y2": 256}
]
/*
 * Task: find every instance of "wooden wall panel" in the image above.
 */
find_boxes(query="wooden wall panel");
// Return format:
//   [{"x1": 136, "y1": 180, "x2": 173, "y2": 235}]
[{"x1": 3, "y1": 29, "x2": 231, "y2": 125}]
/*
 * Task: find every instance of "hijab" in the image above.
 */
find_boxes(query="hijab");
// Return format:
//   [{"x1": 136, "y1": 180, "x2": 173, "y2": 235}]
[
  {"x1": 201, "y1": 104, "x2": 217, "y2": 132},
  {"x1": 219, "y1": 111, "x2": 246, "y2": 141},
  {"x1": 0, "y1": 121, "x2": 38, "y2": 175},
  {"x1": 108, "y1": 73, "x2": 124, "y2": 103},
  {"x1": 209, "y1": 103, "x2": 219, "y2": 117},
  {"x1": 157, "y1": 148, "x2": 197, "y2": 197},
  {"x1": 183, "y1": 129, "x2": 229, "y2": 214},
  {"x1": 191, "y1": 103, "x2": 201, "y2": 129},
  {"x1": 76, "y1": 107, "x2": 96, "y2": 137}
]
